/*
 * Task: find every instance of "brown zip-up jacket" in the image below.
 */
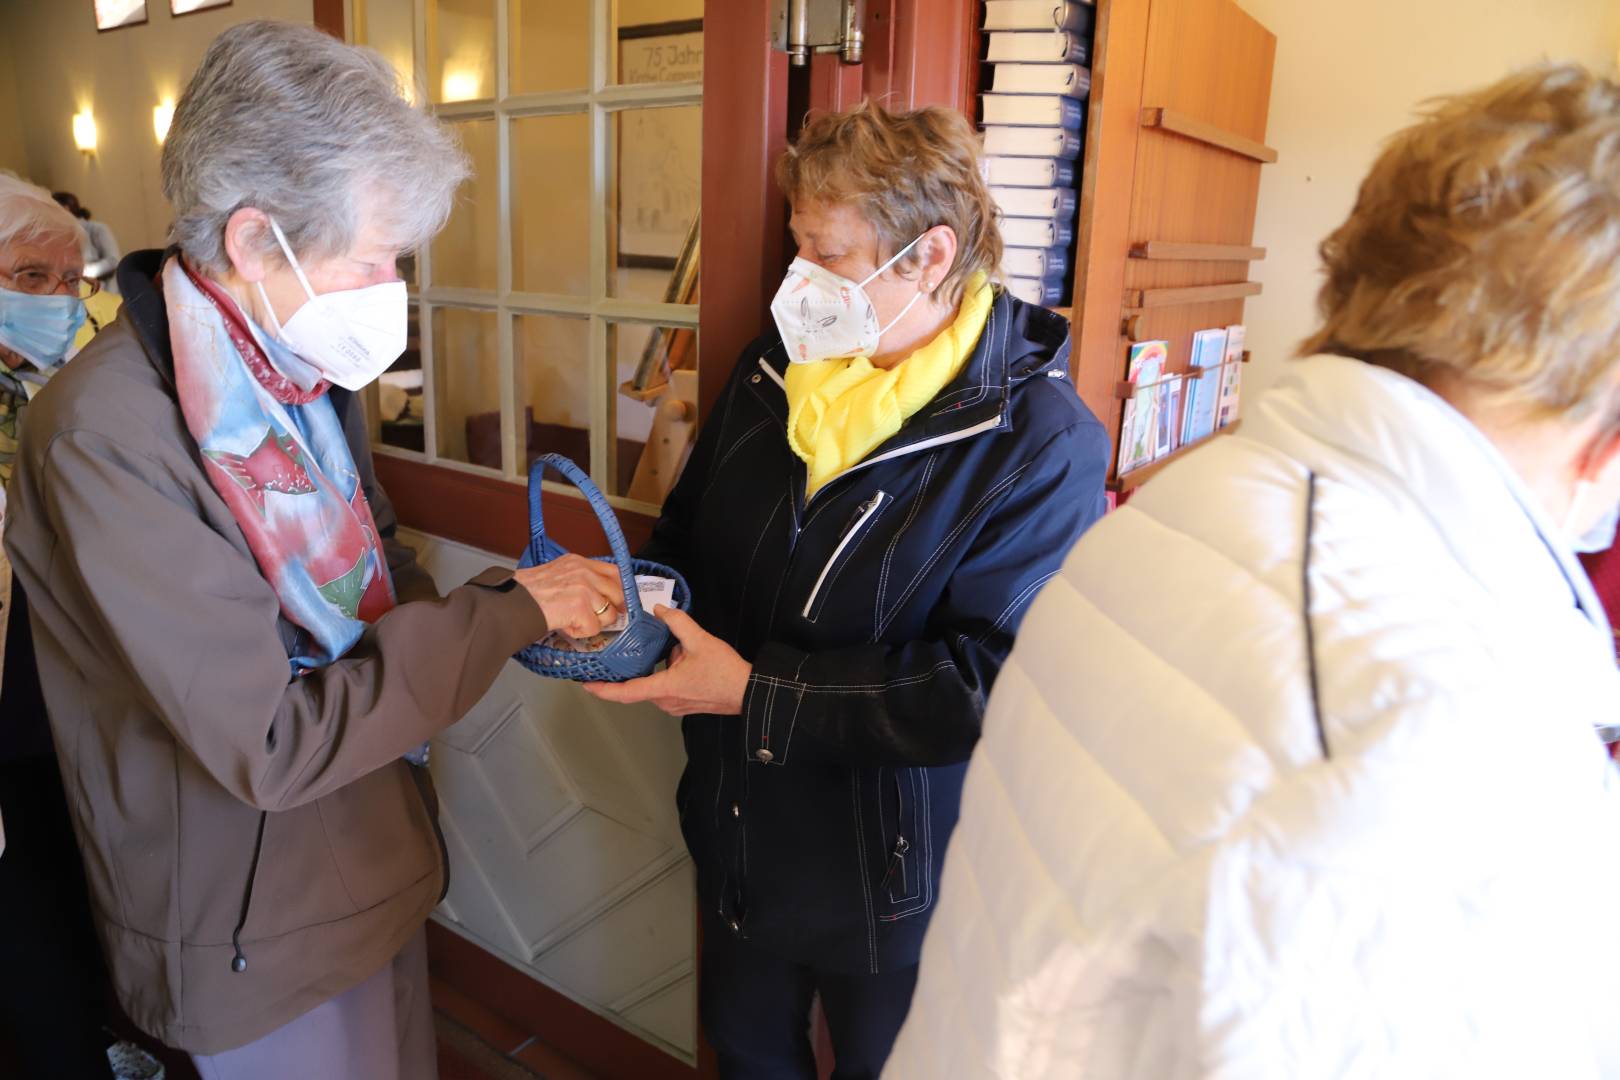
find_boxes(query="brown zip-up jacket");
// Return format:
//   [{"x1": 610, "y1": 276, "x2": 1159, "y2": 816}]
[{"x1": 2, "y1": 250, "x2": 547, "y2": 1053}]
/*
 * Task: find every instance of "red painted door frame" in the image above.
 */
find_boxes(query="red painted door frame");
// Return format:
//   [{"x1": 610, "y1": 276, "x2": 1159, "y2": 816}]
[
  {"x1": 858, "y1": 0, "x2": 980, "y2": 113},
  {"x1": 799, "y1": 0, "x2": 980, "y2": 117},
  {"x1": 699, "y1": 1, "x2": 791, "y2": 423},
  {"x1": 312, "y1": 0, "x2": 344, "y2": 38}
]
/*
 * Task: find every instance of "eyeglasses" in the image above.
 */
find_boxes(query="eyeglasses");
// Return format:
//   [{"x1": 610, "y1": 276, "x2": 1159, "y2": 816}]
[{"x1": 0, "y1": 267, "x2": 101, "y2": 300}]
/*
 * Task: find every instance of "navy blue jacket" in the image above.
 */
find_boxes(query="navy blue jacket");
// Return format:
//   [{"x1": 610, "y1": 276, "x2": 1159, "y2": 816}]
[{"x1": 641, "y1": 290, "x2": 1110, "y2": 975}]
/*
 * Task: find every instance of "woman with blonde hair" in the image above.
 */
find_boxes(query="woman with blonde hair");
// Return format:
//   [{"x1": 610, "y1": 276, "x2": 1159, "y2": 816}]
[
  {"x1": 889, "y1": 63, "x2": 1620, "y2": 1078},
  {"x1": 589, "y1": 100, "x2": 1110, "y2": 1076}
]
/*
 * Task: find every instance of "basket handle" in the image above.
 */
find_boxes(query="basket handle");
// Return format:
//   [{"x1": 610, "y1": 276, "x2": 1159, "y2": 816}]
[{"x1": 525, "y1": 454, "x2": 642, "y2": 623}]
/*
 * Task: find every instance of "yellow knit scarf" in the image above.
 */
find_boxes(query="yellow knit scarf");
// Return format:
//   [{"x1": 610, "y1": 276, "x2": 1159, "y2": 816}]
[{"x1": 786, "y1": 272, "x2": 992, "y2": 497}]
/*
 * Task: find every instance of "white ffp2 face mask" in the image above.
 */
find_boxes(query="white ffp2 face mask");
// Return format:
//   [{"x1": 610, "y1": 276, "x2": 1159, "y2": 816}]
[
  {"x1": 256, "y1": 217, "x2": 407, "y2": 391},
  {"x1": 770, "y1": 233, "x2": 927, "y2": 364}
]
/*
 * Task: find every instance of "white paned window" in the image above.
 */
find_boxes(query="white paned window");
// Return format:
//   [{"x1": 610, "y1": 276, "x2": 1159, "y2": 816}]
[{"x1": 353, "y1": 0, "x2": 702, "y2": 510}]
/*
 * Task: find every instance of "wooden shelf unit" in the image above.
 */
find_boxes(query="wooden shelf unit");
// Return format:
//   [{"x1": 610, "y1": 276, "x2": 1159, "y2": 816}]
[
  {"x1": 1130, "y1": 241, "x2": 1267, "y2": 262},
  {"x1": 1140, "y1": 106, "x2": 1279, "y2": 163},
  {"x1": 1109, "y1": 420, "x2": 1244, "y2": 494},
  {"x1": 1066, "y1": 0, "x2": 1277, "y2": 486}
]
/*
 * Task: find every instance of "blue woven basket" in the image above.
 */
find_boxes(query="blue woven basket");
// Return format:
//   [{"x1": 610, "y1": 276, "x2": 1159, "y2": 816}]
[{"x1": 512, "y1": 454, "x2": 691, "y2": 683}]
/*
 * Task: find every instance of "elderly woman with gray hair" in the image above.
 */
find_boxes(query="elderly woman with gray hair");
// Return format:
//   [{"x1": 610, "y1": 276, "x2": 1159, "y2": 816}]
[
  {"x1": 3, "y1": 21, "x2": 624, "y2": 1079},
  {"x1": 0, "y1": 172, "x2": 125, "y2": 1080}
]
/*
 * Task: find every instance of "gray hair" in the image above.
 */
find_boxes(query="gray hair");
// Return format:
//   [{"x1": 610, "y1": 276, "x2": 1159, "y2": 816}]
[
  {"x1": 162, "y1": 20, "x2": 468, "y2": 273},
  {"x1": 0, "y1": 172, "x2": 85, "y2": 255}
]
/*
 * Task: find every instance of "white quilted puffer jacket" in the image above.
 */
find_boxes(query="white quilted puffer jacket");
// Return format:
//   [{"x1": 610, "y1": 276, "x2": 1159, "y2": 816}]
[{"x1": 885, "y1": 355, "x2": 1620, "y2": 1079}]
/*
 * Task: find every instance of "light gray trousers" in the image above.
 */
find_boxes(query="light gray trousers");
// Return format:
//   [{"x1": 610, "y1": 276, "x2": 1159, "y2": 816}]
[{"x1": 192, "y1": 929, "x2": 438, "y2": 1080}]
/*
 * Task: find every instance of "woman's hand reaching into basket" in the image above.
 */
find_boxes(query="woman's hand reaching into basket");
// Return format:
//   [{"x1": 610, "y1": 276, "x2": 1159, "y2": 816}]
[{"x1": 514, "y1": 554, "x2": 626, "y2": 640}]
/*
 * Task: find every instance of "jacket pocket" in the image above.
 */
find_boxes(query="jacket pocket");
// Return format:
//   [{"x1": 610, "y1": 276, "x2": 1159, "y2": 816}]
[
  {"x1": 876, "y1": 766, "x2": 930, "y2": 920},
  {"x1": 803, "y1": 491, "x2": 891, "y2": 622},
  {"x1": 316, "y1": 763, "x2": 439, "y2": 913}
]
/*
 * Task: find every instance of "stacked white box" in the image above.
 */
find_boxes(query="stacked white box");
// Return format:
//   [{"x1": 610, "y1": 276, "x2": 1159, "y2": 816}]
[{"x1": 979, "y1": 1, "x2": 1095, "y2": 308}]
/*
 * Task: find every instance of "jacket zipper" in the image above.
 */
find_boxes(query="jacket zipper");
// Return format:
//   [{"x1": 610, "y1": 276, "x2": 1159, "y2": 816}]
[
  {"x1": 229, "y1": 763, "x2": 448, "y2": 977},
  {"x1": 801, "y1": 491, "x2": 889, "y2": 619},
  {"x1": 878, "y1": 770, "x2": 910, "y2": 898}
]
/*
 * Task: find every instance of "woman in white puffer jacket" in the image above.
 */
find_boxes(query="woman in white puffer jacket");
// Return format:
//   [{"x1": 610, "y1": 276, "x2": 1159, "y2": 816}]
[{"x1": 887, "y1": 64, "x2": 1620, "y2": 1080}]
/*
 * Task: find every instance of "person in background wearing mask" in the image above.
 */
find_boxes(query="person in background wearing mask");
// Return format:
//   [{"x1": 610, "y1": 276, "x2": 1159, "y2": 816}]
[
  {"x1": 4, "y1": 22, "x2": 626, "y2": 1079},
  {"x1": 46, "y1": 191, "x2": 125, "y2": 342},
  {"x1": 587, "y1": 100, "x2": 1110, "y2": 1078},
  {"x1": 886, "y1": 64, "x2": 1620, "y2": 1079},
  {"x1": 0, "y1": 172, "x2": 134, "y2": 1080},
  {"x1": 53, "y1": 190, "x2": 123, "y2": 295}
]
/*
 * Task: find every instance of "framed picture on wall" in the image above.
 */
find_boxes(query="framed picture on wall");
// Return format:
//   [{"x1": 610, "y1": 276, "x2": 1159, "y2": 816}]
[
  {"x1": 94, "y1": 0, "x2": 148, "y2": 31},
  {"x1": 614, "y1": 19, "x2": 703, "y2": 270},
  {"x1": 170, "y1": 0, "x2": 231, "y2": 14}
]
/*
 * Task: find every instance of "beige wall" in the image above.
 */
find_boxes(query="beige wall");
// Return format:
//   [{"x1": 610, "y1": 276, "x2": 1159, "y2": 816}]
[
  {"x1": 0, "y1": 0, "x2": 313, "y2": 257},
  {"x1": 1235, "y1": 0, "x2": 1620, "y2": 400},
  {"x1": 0, "y1": 25, "x2": 26, "y2": 177}
]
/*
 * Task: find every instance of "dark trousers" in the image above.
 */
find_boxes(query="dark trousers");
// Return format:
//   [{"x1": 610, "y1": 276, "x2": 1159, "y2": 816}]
[
  {"x1": 0, "y1": 756, "x2": 112, "y2": 1079},
  {"x1": 700, "y1": 914, "x2": 919, "y2": 1080}
]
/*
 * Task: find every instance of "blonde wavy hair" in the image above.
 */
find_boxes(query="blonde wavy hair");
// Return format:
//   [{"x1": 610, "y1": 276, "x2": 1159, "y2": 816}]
[
  {"x1": 775, "y1": 100, "x2": 1001, "y2": 306},
  {"x1": 1302, "y1": 63, "x2": 1620, "y2": 421}
]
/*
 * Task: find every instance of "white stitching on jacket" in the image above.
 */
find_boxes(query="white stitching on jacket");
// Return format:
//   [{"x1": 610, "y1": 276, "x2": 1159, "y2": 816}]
[
  {"x1": 779, "y1": 655, "x2": 810, "y2": 763},
  {"x1": 886, "y1": 768, "x2": 923, "y2": 906},
  {"x1": 851, "y1": 776, "x2": 878, "y2": 973},
  {"x1": 713, "y1": 742, "x2": 727, "y2": 825},
  {"x1": 805, "y1": 494, "x2": 890, "y2": 623},
  {"x1": 926, "y1": 303, "x2": 1000, "y2": 414},
  {"x1": 697, "y1": 366, "x2": 753, "y2": 503},
  {"x1": 977, "y1": 569, "x2": 1061, "y2": 645},
  {"x1": 761, "y1": 678, "x2": 779, "y2": 755},
  {"x1": 735, "y1": 492, "x2": 787, "y2": 622},
  {"x1": 749, "y1": 659, "x2": 957, "y2": 695},
  {"x1": 882, "y1": 769, "x2": 934, "y2": 920},
  {"x1": 801, "y1": 500, "x2": 834, "y2": 535},
  {"x1": 875, "y1": 454, "x2": 938, "y2": 642},
  {"x1": 877, "y1": 462, "x2": 1032, "y2": 638},
  {"x1": 701, "y1": 417, "x2": 774, "y2": 504},
  {"x1": 761, "y1": 471, "x2": 799, "y2": 635}
]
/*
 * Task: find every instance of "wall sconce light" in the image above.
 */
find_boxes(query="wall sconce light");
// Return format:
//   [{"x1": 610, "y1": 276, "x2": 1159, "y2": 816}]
[
  {"x1": 72, "y1": 110, "x2": 98, "y2": 153},
  {"x1": 441, "y1": 68, "x2": 481, "y2": 103},
  {"x1": 153, "y1": 101, "x2": 175, "y2": 144}
]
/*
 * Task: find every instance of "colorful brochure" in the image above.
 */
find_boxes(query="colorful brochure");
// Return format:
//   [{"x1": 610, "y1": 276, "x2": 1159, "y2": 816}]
[
  {"x1": 1118, "y1": 340, "x2": 1167, "y2": 474},
  {"x1": 1217, "y1": 325, "x2": 1245, "y2": 428}
]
